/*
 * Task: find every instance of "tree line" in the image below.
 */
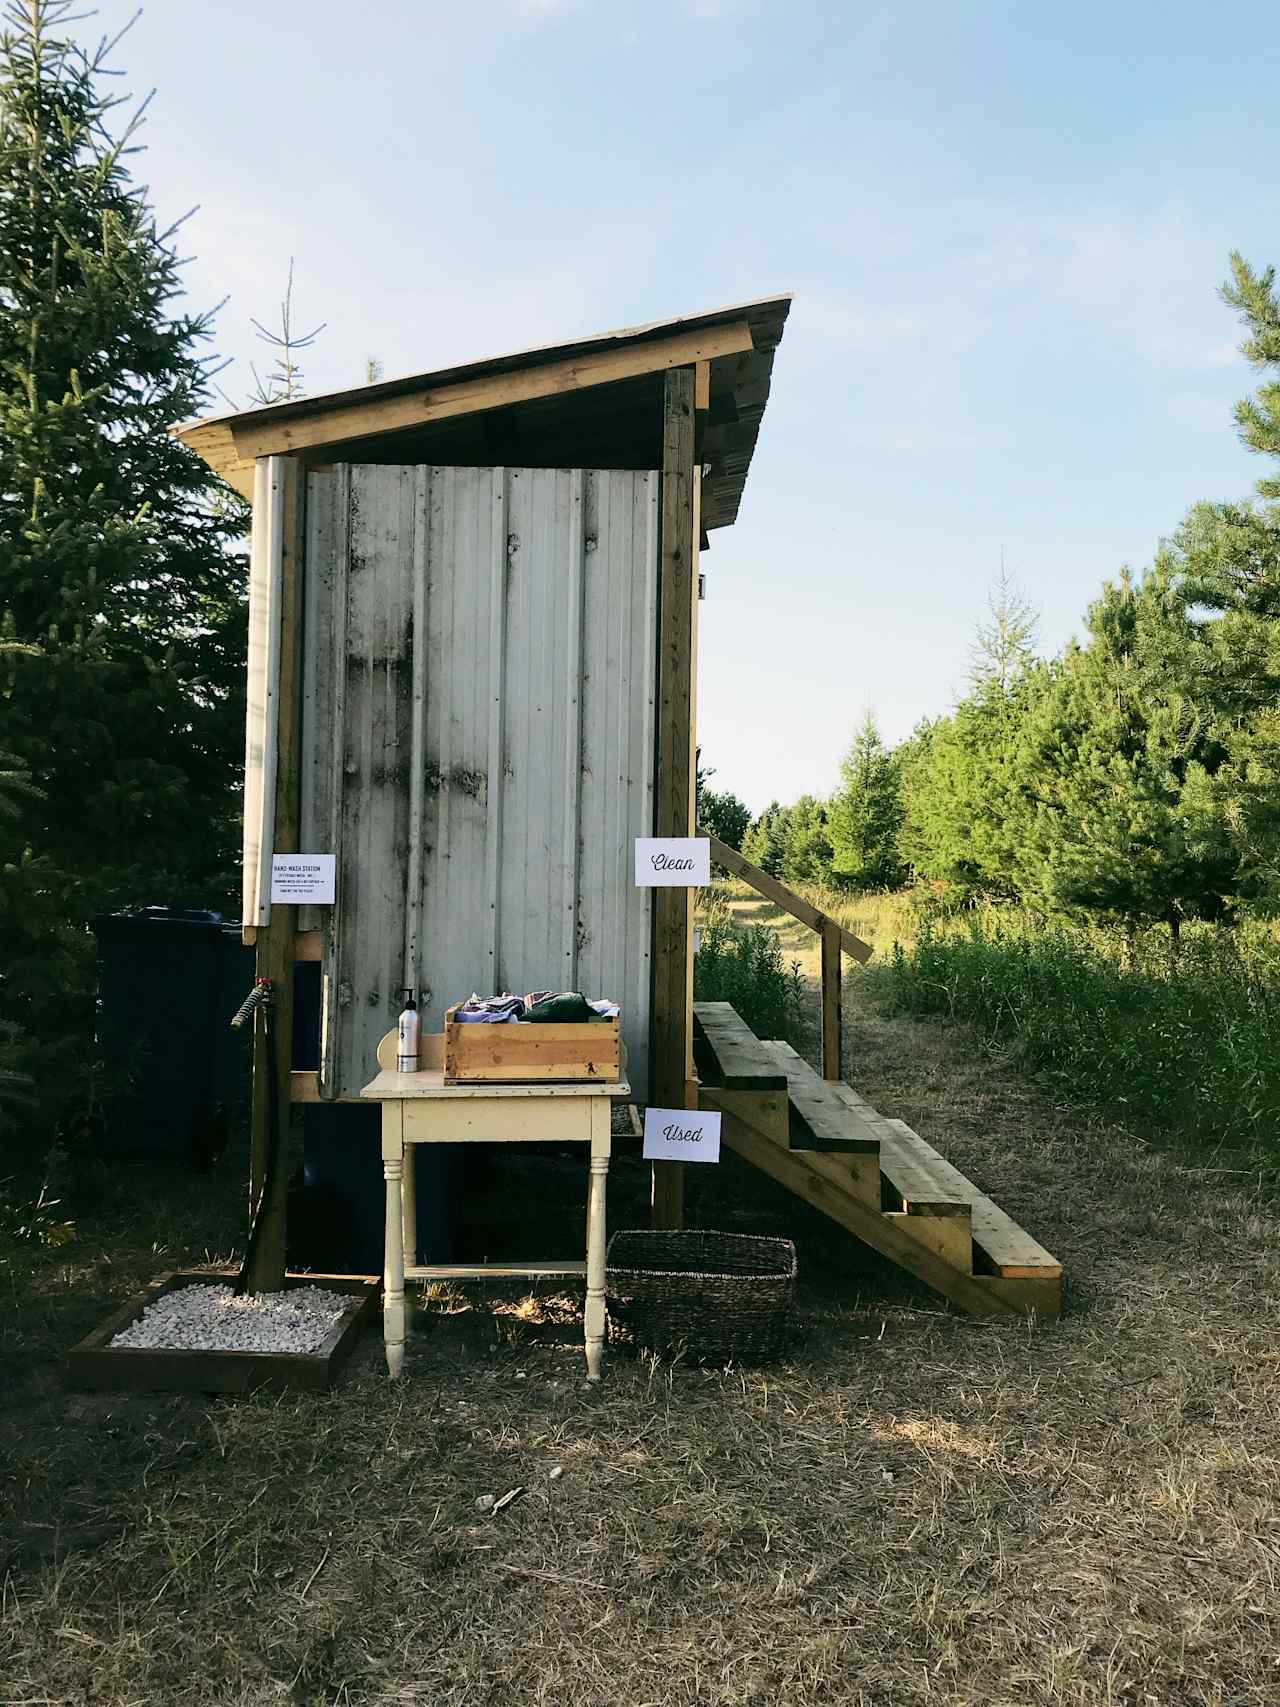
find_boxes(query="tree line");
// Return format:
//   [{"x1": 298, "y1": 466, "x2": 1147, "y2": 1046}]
[{"x1": 703, "y1": 252, "x2": 1280, "y2": 948}]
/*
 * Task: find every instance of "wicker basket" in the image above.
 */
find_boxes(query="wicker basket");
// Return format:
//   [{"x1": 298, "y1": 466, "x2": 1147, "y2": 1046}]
[{"x1": 605, "y1": 1229, "x2": 797, "y2": 1365}]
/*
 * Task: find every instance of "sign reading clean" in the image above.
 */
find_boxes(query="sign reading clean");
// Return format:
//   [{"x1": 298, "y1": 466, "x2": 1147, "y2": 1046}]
[
  {"x1": 634, "y1": 836, "x2": 711, "y2": 887},
  {"x1": 270, "y1": 853, "x2": 336, "y2": 905},
  {"x1": 642, "y1": 1107, "x2": 721, "y2": 1164}
]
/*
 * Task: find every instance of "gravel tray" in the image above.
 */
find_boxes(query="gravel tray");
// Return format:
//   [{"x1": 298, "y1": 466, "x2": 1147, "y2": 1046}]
[
  {"x1": 111, "y1": 1283, "x2": 353, "y2": 1354},
  {"x1": 67, "y1": 1271, "x2": 379, "y2": 1395}
]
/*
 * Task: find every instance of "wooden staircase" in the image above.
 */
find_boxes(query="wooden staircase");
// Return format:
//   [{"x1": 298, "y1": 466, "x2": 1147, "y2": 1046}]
[{"x1": 694, "y1": 1002, "x2": 1062, "y2": 1320}]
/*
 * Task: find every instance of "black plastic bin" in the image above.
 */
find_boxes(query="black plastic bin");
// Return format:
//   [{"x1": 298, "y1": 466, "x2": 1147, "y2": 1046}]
[{"x1": 91, "y1": 907, "x2": 253, "y2": 1159}]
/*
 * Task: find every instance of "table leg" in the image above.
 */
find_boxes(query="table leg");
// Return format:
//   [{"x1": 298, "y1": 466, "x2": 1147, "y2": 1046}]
[
  {"x1": 584, "y1": 1099, "x2": 611, "y2": 1381},
  {"x1": 382, "y1": 1103, "x2": 406, "y2": 1379},
  {"x1": 401, "y1": 1139, "x2": 417, "y2": 1267}
]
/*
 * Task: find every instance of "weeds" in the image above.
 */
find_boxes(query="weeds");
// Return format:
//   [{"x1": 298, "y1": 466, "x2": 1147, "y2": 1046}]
[
  {"x1": 693, "y1": 903, "x2": 806, "y2": 1042},
  {"x1": 884, "y1": 908, "x2": 1280, "y2": 1150}
]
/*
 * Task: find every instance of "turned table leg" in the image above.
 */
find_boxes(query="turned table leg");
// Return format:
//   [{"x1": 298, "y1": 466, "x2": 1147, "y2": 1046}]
[
  {"x1": 382, "y1": 1103, "x2": 406, "y2": 1379},
  {"x1": 584, "y1": 1098, "x2": 611, "y2": 1381}
]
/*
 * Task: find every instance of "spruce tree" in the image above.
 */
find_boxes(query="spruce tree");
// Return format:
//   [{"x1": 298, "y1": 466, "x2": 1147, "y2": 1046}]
[
  {"x1": 742, "y1": 801, "x2": 789, "y2": 877},
  {"x1": 780, "y1": 793, "x2": 834, "y2": 886},
  {"x1": 0, "y1": 0, "x2": 247, "y2": 972},
  {"x1": 827, "y1": 711, "x2": 906, "y2": 890}
]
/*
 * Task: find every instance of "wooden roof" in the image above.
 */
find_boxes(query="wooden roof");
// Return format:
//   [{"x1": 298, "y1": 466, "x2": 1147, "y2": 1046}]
[{"x1": 175, "y1": 294, "x2": 790, "y2": 531}]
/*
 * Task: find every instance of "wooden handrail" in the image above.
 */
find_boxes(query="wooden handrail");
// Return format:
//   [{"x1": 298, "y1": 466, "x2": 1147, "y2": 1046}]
[
  {"x1": 701, "y1": 834, "x2": 873, "y2": 963},
  {"x1": 700, "y1": 831, "x2": 873, "y2": 1084}
]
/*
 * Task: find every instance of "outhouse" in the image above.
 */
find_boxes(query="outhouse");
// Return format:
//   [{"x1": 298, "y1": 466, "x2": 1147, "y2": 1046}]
[{"x1": 177, "y1": 296, "x2": 791, "y2": 1231}]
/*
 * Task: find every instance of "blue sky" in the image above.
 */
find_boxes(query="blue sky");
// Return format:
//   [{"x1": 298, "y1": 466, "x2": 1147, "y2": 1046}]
[{"x1": 79, "y1": 0, "x2": 1278, "y2": 810}]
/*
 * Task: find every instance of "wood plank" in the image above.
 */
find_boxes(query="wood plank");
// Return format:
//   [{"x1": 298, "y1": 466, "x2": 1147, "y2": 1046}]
[
  {"x1": 693, "y1": 1000, "x2": 787, "y2": 1090},
  {"x1": 246, "y1": 457, "x2": 306, "y2": 1295},
  {"x1": 820, "y1": 918, "x2": 842, "y2": 1080},
  {"x1": 406, "y1": 1261, "x2": 587, "y2": 1281},
  {"x1": 699, "y1": 1085, "x2": 790, "y2": 1144},
  {"x1": 883, "y1": 1210, "x2": 971, "y2": 1271},
  {"x1": 651, "y1": 365, "x2": 698, "y2": 1232},
  {"x1": 881, "y1": 1120, "x2": 1061, "y2": 1278},
  {"x1": 716, "y1": 1111, "x2": 1024, "y2": 1319},
  {"x1": 971, "y1": 1274, "x2": 1062, "y2": 1317},
  {"x1": 877, "y1": 1120, "x2": 971, "y2": 1217},
  {"x1": 704, "y1": 833, "x2": 873, "y2": 963},
  {"x1": 295, "y1": 929, "x2": 323, "y2": 961},
  {"x1": 762, "y1": 1042, "x2": 884, "y2": 1152},
  {"x1": 225, "y1": 324, "x2": 753, "y2": 461}
]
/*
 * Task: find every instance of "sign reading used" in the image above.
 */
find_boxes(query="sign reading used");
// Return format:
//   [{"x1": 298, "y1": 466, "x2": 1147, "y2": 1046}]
[
  {"x1": 634, "y1": 837, "x2": 711, "y2": 888},
  {"x1": 642, "y1": 1107, "x2": 721, "y2": 1164},
  {"x1": 270, "y1": 853, "x2": 336, "y2": 905}
]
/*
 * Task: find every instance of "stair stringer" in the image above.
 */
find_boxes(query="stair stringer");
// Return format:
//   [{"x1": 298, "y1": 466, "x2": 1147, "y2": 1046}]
[{"x1": 711, "y1": 1103, "x2": 1027, "y2": 1320}]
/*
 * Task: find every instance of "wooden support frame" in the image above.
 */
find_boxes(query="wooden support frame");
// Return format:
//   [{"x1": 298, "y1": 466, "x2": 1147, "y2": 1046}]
[
  {"x1": 178, "y1": 324, "x2": 754, "y2": 497},
  {"x1": 820, "y1": 919, "x2": 842, "y2": 1081},
  {"x1": 706, "y1": 834, "x2": 872, "y2": 963},
  {"x1": 650, "y1": 365, "x2": 698, "y2": 1230},
  {"x1": 245, "y1": 456, "x2": 306, "y2": 1294}
]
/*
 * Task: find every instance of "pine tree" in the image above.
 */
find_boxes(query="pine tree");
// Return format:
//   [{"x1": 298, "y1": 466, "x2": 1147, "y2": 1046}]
[
  {"x1": 780, "y1": 793, "x2": 834, "y2": 886},
  {"x1": 1222, "y1": 252, "x2": 1280, "y2": 498},
  {"x1": 699, "y1": 785, "x2": 751, "y2": 851},
  {"x1": 1013, "y1": 568, "x2": 1239, "y2": 946},
  {"x1": 0, "y1": 2, "x2": 247, "y2": 938},
  {"x1": 0, "y1": 1, "x2": 248, "y2": 1058},
  {"x1": 827, "y1": 711, "x2": 906, "y2": 890}
]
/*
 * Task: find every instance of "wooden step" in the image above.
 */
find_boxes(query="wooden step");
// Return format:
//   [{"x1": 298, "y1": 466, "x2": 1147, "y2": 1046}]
[
  {"x1": 715, "y1": 1110, "x2": 1026, "y2": 1319},
  {"x1": 692, "y1": 1002, "x2": 1062, "y2": 1319},
  {"x1": 760, "y1": 1042, "x2": 879, "y2": 1154},
  {"x1": 693, "y1": 1003, "x2": 786, "y2": 1091},
  {"x1": 757, "y1": 1040, "x2": 880, "y2": 1205},
  {"x1": 883, "y1": 1120, "x2": 1061, "y2": 1282},
  {"x1": 877, "y1": 1119, "x2": 971, "y2": 1218}
]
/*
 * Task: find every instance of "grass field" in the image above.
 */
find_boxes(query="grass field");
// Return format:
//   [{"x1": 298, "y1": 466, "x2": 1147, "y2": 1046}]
[{"x1": 5, "y1": 959, "x2": 1280, "y2": 1706}]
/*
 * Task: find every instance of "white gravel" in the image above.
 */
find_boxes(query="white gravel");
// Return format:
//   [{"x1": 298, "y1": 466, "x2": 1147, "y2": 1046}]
[{"x1": 111, "y1": 1283, "x2": 354, "y2": 1354}]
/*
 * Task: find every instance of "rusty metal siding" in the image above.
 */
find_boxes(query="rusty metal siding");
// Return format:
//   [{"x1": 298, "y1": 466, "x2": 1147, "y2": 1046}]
[{"x1": 302, "y1": 463, "x2": 657, "y2": 1099}]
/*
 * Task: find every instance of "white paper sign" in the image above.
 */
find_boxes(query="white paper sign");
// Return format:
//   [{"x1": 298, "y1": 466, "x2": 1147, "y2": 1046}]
[
  {"x1": 643, "y1": 1107, "x2": 721, "y2": 1164},
  {"x1": 270, "y1": 853, "x2": 336, "y2": 904},
  {"x1": 634, "y1": 837, "x2": 711, "y2": 888}
]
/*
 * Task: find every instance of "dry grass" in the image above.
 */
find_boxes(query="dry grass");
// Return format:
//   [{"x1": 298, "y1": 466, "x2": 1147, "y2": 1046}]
[{"x1": 4, "y1": 960, "x2": 1280, "y2": 1704}]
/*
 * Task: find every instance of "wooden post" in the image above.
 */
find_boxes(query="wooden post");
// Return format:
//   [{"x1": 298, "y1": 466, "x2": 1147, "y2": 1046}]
[
  {"x1": 244, "y1": 456, "x2": 306, "y2": 1294},
  {"x1": 650, "y1": 365, "x2": 697, "y2": 1230},
  {"x1": 820, "y1": 920, "x2": 843, "y2": 1083}
]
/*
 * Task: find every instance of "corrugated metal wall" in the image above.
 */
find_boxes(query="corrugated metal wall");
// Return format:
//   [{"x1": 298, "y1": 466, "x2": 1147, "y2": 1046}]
[{"x1": 299, "y1": 464, "x2": 659, "y2": 1099}]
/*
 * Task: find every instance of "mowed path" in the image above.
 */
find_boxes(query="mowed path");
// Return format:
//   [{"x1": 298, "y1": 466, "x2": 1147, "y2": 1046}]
[{"x1": 3, "y1": 932, "x2": 1280, "y2": 1705}]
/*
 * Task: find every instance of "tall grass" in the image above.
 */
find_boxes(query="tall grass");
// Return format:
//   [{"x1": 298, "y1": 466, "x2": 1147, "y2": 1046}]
[
  {"x1": 884, "y1": 908, "x2": 1280, "y2": 1150},
  {"x1": 693, "y1": 904, "x2": 806, "y2": 1043}
]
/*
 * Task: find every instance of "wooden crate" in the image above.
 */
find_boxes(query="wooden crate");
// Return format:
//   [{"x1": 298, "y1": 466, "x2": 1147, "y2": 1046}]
[
  {"x1": 66, "y1": 1271, "x2": 379, "y2": 1395},
  {"x1": 442, "y1": 1006, "x2": 621, "y2": 1084}
]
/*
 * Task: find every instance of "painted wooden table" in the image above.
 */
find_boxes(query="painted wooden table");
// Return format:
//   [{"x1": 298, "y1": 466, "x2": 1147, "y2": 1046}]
[{"x1": 361, "y1": 1035, "x2": 629, "y2": 1381}]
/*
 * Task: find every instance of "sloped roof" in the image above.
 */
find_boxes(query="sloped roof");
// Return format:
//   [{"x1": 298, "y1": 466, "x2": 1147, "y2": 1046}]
[{"x1": 176, "y1": 294, "x2": 790, "y2": 531}]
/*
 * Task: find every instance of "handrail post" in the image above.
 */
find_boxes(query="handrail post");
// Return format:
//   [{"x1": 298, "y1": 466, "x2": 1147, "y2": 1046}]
[{"x1": 820, "y1": 919, "x2": 842, "y2": 1082}]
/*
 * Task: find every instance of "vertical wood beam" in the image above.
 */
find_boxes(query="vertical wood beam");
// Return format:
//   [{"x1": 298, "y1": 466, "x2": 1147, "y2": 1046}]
[
  {"x1": 651, "y1": 366, "x2": 697, "y2": 1230},
  {"x1": 820, "y1": 919, "x2": 843, "y2": 1083},
  {"x1": 245, "y1": 456, "x2": 306, "y2": 1292}
]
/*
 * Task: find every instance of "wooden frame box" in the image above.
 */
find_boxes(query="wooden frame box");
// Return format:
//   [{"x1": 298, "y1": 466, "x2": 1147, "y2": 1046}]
[
  {"x1": 442, "y1": 1006, "x2": 622, "y2": 1084},
  {"x1": 66, "y1": 1271, "x2": 379, "y2": 1395}
]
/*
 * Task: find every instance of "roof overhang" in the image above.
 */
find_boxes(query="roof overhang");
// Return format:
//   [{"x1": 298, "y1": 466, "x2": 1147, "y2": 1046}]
[{"x1": 175, "y1": 294, "x2": 790, "y2": 531}]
